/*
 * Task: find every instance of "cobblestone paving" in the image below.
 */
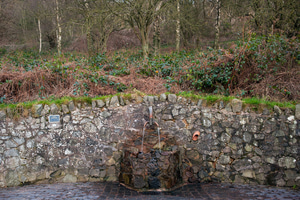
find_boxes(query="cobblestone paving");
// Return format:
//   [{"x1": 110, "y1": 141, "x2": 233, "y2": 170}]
[{"x1": 0, "y1": 182, "x2": 299, "y2": 200}]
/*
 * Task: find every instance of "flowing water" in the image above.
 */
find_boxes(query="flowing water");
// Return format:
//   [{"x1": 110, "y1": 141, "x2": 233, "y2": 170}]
[
  {"x1": 141, "y1": 127, "x2": 145, "y2": 153},
  {"x1": 158, "y1": 127, "x2": 161, "y2": 153},
  {"x1": 140, "y1": 126, "x2": 161, "y2": 153}
]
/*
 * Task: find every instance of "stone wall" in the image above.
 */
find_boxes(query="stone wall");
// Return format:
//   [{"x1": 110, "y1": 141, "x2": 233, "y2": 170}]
[{"x1": 0, "y1": 94, "x2": 299, "y2": 188}]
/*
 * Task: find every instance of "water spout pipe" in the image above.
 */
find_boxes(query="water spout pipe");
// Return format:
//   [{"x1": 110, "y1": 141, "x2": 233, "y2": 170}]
[
  {"x1": 144, "y1": 106, "x2": 159, "y2": 127},
  {"x1": 149, "y1": 106, "x2": 153, "y2": 126}
]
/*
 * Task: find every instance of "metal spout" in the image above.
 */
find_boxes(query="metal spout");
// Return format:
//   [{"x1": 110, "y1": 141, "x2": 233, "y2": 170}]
[
  {"x1": 144, "y1": 106, "x2": 159, "y2": 128},
  {"x1": 149, "y1": 106, "x2": 153, "y2": 126}
]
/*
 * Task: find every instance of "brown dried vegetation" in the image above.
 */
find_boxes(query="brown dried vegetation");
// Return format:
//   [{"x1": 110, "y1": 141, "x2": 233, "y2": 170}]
[{"x1": 0, "y1": 64, "x2": 177, "y2": 103}]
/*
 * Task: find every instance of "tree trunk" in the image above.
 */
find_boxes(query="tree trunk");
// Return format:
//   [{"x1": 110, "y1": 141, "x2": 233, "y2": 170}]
[
  {"x1": 86, "y1": 28, "x2": 92, "y2": 55},
  {"x1": 102, "y1": 36, "x2": 109, "y2": 52},
  {"x1": 214, "y1": 0, "x2": 221, "y2": 49},
  {"x1": 46, "y1": 33, "x2": 56, "y2": 49},
  {"x1": 141, "y1": 29, "x2": 149, "y2": 60},
  {"x1": 100, "y1": 27, "x2": 112, "y2": 53},
  {"x1": 154, "y1": 1, "x2": 163, "y2": 56},
  {"x1": 203, "y1": 0, "x2": 206, "y2": 19},
  {"x1": 84, "y1": 0, "x2": 93, "y2": 56},
  {"x1": 21, "y1": 8, "x2": 27, "y2": 43},
  {"x1": 38, "y1": 18, "x2": 42, "y2": 53},
  {"x1": 142, "y1": 42, "x2": 149, "y2": 60},
  {"x1": 153, "y1": 18, "x2": 160, "y2": 56},
  {"x1": 55, "y1": 0, "x2": 62, "y2": 56},
  {"x1": 176, "y1": 0, "x2": 180, "y2": 53}
]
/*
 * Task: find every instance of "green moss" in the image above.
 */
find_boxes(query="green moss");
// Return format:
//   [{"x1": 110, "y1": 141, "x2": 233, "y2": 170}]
[
  {"x1": 22, "y1": 101, "x2": 38, "y2": 109},
  {"x1": 220, "y1": 96, "x2": 235, "y2": 102},
  {"x1": 132, "y1": 89, "x2": 146, "y2": 97},
  {"x1": 177, "y1": 91, "x2": 236, "y2": 104},
  {"x1": 93, "y1": 95, "x2": 113, "y2": 101},
  {"x1": 243, "y1": 97, "x2": 295, "y2": 109},
  {"x1": 2, "y1": 104, "x2": 18, "y2": 110},
  {"x1": 121, "y1": 93, "x2": 132, "y2": 101},
  {"x1": 177, "y1": 91, "x2": 197, "y2": 101},
  {"x1": 75, "y1": 96, "x2": 93, "y2": 104},
  {"x1": 205, "y1": 95, "x2": 220, "y2": 104},
  {"x1": 53, "y1": 97, "x2": 73, "y2": 105},
  {"x1": 0, "y1": 93, "x2": 297, "y2": 119}
]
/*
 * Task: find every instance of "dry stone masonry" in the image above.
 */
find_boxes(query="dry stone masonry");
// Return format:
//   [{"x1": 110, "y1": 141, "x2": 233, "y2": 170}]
[{"x1": 0, "y1": 94, "x2": 299, "y2": 188}]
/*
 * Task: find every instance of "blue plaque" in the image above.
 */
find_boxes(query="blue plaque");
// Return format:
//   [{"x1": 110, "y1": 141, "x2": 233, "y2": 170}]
[{"x1": 49, "y1": 115, "x2": 60, "y2": 123}]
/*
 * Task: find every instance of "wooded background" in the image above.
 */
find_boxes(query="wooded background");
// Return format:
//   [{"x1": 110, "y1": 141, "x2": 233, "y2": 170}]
[{"x1": 0, "y1": 0, "x2": 299, "y2": 56}]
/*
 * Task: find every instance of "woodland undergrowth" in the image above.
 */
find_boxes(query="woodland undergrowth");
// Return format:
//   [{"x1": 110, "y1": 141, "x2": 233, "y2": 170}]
[{"x1": 0, "y1": 34, "x2": 299, "y2": 105}]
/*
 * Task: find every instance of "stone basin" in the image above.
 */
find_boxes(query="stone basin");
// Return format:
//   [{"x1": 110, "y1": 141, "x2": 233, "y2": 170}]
[{"x1": 119, "y1": 149, "x2": 183, "y2": 191}]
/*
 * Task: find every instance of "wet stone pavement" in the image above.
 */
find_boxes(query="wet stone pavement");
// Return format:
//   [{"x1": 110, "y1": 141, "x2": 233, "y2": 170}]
[{"x1": 0, "y1": 182, "x2": 299, "y2": 200}]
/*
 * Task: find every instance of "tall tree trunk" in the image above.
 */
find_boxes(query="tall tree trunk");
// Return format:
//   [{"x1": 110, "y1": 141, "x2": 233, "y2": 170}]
[
  {"x1": 214, "y1": 0, "x2": 221, "y2": 49},
  {"x1": 100, "y1": 26, "x2": 113, "y2": 53},
  {"x1": 102, "y1": 36, "x2": 109, "y2": 52},
  {"x1": 154, "y1": 1, "x2": 162, "y2": 56},
  {"x1": 86, "y1": 27, "x2": 92, "y2": 55},
  {"x1": 55, "y1": 0, "x2": 62, "y2": 56},
  {"x1": 176, "y1": 0, "x2": 180, "y2": 53},
  {"x1": 21, "y1": 8, "x2": 27, "y2": 42},
  {"x1": 153, "y1": 18, "x2": 160, "y2": 56},
  {"x1": 141, "y1": 28, "x2": 149, "y2": 60},
  {"x1": 84, "y1": 0, "x2": 93, "y2": 56},
  {"x1": 38, "y1": 18, "x2": 42, "y2": 53},
  {"x1": 142, "y1": 42, "x2": 149, "y2": 60},
  {"x1": 69, "y1": 23, "x2": 74, "y2": 38},
  {"x1": 203, "y1": 0, "x2": 206, "y2": 19}
]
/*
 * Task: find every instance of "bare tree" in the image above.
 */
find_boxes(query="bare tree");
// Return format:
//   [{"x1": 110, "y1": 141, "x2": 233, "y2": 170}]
[
  {"x1": 0, "y1": 0, "x2": 298, "y2": 53},
  {"x1": 176, "y1": 0, "x2": 180, "y2": 52},
  {"x1": 174, "y1": 0, "x2": 211, "y2": 48},
  {"x1": 108, "y1": 0, "x2": 169, "y2": 59},
  {"x1": 214, "y1": 0, "x2": 221, "y2": 49},
  {"x1": 250, "y1": 0, "x2": 295, "y2": 36},
  {"x1": 83, "y1": 0, "x2": 93, "y2": 55},
  {"x1": 153, "y1": 1, "x2": 163, "y2": 56},
  {"x1": 0, "y1": 0, "x2": 9, "y2": 44},
  {"x1": 27, "y1": 0, "x2": 49, "y2": 53},
  {"x1": 71, "y1": 0, "x2": 119, "y2": 55},
  {"x1": 55, "y1": 0, "x2": 62, "y2": 55}
]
